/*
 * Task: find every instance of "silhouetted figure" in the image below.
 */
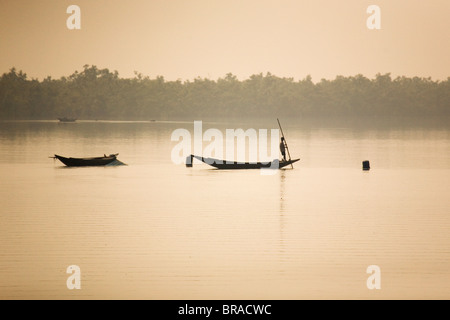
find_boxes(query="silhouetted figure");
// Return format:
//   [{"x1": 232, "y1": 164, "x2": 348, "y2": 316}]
[{"x1": 280, "y1": 137, "x2": 286, "y2": 161}]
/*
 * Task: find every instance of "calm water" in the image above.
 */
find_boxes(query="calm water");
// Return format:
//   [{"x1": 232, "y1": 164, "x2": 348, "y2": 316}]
[{"x1": 0, "y1": 120, "x2": 449, "y2": 299}]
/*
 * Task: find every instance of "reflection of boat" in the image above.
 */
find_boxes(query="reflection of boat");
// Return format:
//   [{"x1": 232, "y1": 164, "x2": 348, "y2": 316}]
[
  {"x1": 58, "y1": 117, "x2": 77, "y2": 123},
  {"x1": 52, "y1": 154, "x2": 119, "y2": 167},
  {"x1": 187, "y1": 155, "x2": 300, "y2": 169}
]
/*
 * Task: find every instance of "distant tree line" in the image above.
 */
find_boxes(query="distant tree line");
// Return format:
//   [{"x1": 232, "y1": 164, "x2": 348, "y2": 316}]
[{"x1": 0, "y1": 65, "x2": 449, "y2": 120}]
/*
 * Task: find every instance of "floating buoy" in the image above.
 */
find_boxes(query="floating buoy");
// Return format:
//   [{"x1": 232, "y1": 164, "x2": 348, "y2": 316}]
[{"x1": 362, "y1": 160, "x2": 370, "y2": 170}]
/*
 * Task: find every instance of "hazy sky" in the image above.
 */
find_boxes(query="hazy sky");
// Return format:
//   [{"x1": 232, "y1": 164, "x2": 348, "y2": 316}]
[{"x1": 1, "y1": 0, "x2": 449, "y2": 81}]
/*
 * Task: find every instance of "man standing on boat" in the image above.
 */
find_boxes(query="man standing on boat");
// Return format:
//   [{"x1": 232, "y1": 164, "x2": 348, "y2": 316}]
[{"x1": 280, "y1": 137, "x2": 286, "y2": 162}]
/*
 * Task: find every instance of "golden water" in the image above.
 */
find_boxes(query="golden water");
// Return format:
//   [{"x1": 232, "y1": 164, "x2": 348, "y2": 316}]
[{"x1": 0, "y1": 121, "x2": 449, "y2": 299}]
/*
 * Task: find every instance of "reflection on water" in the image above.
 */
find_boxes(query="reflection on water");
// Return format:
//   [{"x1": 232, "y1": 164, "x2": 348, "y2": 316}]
[{"x1": 0, "y1": 120, "x2": 449, "y2": 299}]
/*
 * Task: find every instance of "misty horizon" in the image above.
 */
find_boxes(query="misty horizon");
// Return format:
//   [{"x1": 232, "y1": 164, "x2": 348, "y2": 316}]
[
  {"x1": 1, "y1": 1, "x2": 450, "y2": 83},
  {"x1": 3, "y1": 65, "x2": 450, "y2": 84},
  {"x1": 1, "y1": 65, "x2": 449, "y2": 122}
]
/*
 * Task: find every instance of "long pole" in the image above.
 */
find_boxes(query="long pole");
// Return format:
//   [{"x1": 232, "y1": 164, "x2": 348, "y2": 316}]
[{"x1": 277, "y1": 118, "x2": 293, "y2": 169}]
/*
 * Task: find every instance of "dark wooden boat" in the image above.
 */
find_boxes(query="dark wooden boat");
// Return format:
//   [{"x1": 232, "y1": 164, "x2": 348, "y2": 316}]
[
  {"x1": 58, "y1": 117, "x2": 77, "y2": 123},
  {"x1": 53, "y1": 154, "x2": 118, "y2": 167},
  {"x1": 187, "y1": 155, "x2": 299, "y2": 169}
]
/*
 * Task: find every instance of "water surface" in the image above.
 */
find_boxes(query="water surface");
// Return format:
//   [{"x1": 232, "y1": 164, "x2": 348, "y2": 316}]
[{"x1": 0, "y1": 120, "x2": 449, "y2": 299}]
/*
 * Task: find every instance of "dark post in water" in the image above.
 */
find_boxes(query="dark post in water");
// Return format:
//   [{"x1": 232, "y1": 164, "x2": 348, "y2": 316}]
[{"x1": 362, "y1": 160, "x2": 370, "y2": 170}]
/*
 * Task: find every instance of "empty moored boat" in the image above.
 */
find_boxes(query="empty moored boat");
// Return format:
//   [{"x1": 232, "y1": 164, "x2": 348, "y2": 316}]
[
  {"x1": 58, "y1": 117, "x2": 77, "y2": 123},
  {"x1": 52, "y1": 154, "x2": 119, "y2": 167}
]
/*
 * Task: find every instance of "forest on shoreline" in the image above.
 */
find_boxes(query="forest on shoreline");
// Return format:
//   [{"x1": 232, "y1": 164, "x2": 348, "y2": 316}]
[{"x1": 0, "y1": 65, "x2": 449, "y2": 121}]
